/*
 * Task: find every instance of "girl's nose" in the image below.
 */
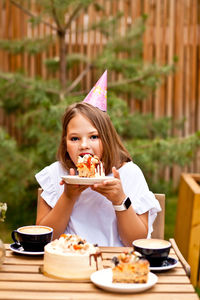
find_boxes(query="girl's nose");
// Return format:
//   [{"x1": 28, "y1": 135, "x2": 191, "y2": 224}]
[{"x1": 80, "y1": 138, "x2": 89, "y2": 149}]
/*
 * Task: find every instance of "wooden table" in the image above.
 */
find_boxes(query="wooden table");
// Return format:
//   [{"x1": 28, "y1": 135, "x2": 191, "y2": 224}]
[{"x1": 0, "y1": 244, "x2": 199, "y2": 299}]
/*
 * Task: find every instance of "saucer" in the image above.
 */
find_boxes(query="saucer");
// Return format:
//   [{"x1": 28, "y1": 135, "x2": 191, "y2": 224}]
[
  {"x1": 9, "y1": 243, "x2": 44, "y2": 256},
  {"x1": 150, "y1": 257, "x2": 178, "y2": 271}
]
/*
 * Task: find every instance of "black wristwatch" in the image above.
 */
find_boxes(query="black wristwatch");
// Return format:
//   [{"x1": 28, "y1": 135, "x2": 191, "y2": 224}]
[{"x1": 113, "y1": 197, "x2": 132, "y2": 211}]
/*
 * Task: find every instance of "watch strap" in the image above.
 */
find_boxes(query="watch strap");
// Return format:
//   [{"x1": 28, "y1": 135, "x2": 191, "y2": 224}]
[{"x1": 113, "y1": 197, "x2": 132, "y2": 211}]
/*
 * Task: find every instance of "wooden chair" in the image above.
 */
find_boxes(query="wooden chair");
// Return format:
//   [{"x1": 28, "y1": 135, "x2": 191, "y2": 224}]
[
  {"x1": 37, "y1": 189, "x2": 191, "y2": 277},
  {"x1": 151, "y1": 194, "x2": 165, "y2": 239},
  {"x1": 151, "y1": 193, "x2": 191, "y2": 277},
  {"x1": 36, "y1": 188, "x2": 43, "y2": 224}
]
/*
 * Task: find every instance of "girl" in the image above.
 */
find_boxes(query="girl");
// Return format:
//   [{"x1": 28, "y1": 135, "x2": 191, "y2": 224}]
[{"x1": 35, "y1": 102, "x2": 161, "y2": 246}]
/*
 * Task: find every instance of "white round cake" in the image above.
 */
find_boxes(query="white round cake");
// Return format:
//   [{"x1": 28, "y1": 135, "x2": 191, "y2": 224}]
[{"x1": 43, "y1": 234, "x2": 102, "y2": 280}]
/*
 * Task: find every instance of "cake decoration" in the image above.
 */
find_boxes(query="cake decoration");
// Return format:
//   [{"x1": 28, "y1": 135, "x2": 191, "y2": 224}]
[
  {"x1": 112, "y1": 251, "x2": 150, "y2": 283},
  {"x1": 76, "y1": 154, "x2": 105, "y2": 178},
  {"x1": 43, "y1": 234, "x2": 102, "y2": 280}
]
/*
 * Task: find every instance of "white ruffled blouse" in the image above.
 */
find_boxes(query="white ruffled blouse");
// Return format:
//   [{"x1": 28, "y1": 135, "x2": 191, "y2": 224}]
[{"x1": 35, "y1": 161, "x2": 161, "y2": 246}]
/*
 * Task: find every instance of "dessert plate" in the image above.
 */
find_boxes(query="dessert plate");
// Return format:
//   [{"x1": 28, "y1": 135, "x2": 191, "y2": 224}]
[
  {"x1": 90, "y1": 268, "x2": 157, "y2": 293},
  {"x1": 9, "y1": 243, "x2": 44, "y2": 256},
  {"x1": 61, "y1": 175, "x2": 112, "y2": 185},
  {"x1": 150, "y1": 257, "x2": 178, "y2": 271}
]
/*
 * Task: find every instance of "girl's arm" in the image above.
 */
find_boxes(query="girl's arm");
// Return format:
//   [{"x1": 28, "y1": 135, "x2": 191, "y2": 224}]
[
  {"x1": 36, "y1": 191, "x2": 76, "y2": 240},
  {"x1": 91, "y1": 167, "x2": 149, "y2": 246},
  {"x1": 115, "y1": 207, "x2": 148, "y2": 246},
  {"x1": 36, "y1": 168, "x2": 87, "y2": 239}
]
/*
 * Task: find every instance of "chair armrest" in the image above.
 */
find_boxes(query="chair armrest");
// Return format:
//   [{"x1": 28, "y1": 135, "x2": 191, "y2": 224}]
[{"x1": 169, "y1": 238, "x2": 191, "y2": 278}]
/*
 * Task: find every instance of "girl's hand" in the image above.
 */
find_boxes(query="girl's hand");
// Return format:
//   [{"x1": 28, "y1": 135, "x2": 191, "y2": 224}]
[
  {"x1": 60, "y1": 168, "x2": 88, "y2": 200},
  {"x1": 91, "y1": 167, "x2": 126, "y2": 205}
]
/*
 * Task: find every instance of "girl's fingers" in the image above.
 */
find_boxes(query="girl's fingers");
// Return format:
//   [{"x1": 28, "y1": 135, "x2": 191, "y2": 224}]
[
  {"x1": 60, "y1": 169, "x2": 75, "y2": 185},
  {"x1": 112, "y1": 166, "x2": 120, "y2": 179},
  {"x1": 93, "y1": 178, "x2": 118, "y2": 189},
  {"x1": 70, "y1": 168, "x2": 76, "y2": 175}
]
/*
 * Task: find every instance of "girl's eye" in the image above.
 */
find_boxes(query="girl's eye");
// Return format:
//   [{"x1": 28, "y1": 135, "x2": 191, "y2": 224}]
[
  {"x1": 71, "y1": 137, "x2": 79, "y2": 141},
  {"x1": 90, "y1": 135, "x2": 99, "y2": 140}
]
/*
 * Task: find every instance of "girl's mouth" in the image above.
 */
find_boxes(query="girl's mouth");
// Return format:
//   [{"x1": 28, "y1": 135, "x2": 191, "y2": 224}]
[{"x1": 79, "y1": 152, "x2": 92, "y2": 157}]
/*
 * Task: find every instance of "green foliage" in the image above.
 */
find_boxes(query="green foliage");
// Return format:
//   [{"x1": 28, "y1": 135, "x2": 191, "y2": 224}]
[
  {"x1": 0, "y1": 203, "x2": 7, "y2": 222},
  {"x1": 32, "y1": 0, "x2": 105, "y2": 29},
  {"x1": 90, "y1": 12, "x2": 124, "y2": 37},
  {"x1": 120, "y1": 113, "x2": 173, "y2": 139},
  {"x1": 107, "y1": 92, "x2": 129, "y2": 135},
  {"x1": 0, "y1": 72, "x2": 60, "y2": 113},
  {"x1": 0, "y1": 36, "x2": 54, "y2": 55},
  {"x1": 164, "y1": 194, "x2": 177, "y2": 240},
  {"x1": 0, "y1": 128, "x2": 36, "y2": 227},
  {"x1": 45, "y1": 53, "x2": 91, "y2": 74},
  {"x1": 195, "y1": 287, "x2": 200, "y2": 297},
  {"x1": 125, "y1": 131, "x2": 200, "y2": 192}
]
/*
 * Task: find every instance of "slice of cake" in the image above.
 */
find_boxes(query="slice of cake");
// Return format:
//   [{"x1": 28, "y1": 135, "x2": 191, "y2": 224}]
[
  {"x1": 112, "y1": 251, "x2": 149, "y2": 283},
  {"x1": 43, "y1": 234, "x2": 102, "y2": 280},
  {"x1": 76, "y1": 154, "x2": 105, "y2": 178}
]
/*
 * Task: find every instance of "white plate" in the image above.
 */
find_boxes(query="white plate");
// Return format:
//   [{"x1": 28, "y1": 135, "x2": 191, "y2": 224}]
[
  {"x1": 9, "y1": 243, "x2": 44, "y2": 256},
  {"x1": 150, "y1": 257, "x2": 178, "y2": 271},
  {"x1": 90, "y1": 268, "x2": 157, "y2": 293},
  {"x1": 61, "y1": 175, "x2": 112, "y2": 185}
]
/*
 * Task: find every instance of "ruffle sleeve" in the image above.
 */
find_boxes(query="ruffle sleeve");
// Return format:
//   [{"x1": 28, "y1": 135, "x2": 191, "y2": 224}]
[{"x1": 35, "y1": 162, "x2": 63, "y2": 208}]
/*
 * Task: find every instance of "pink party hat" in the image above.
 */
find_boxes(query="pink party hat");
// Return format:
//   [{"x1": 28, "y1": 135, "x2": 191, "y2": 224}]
[{"x1": 83, "y1": 70, "x2": 107, "y2": 111}]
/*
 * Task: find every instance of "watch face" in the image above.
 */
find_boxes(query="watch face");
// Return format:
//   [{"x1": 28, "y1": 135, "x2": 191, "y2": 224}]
[{"x1": 124, "y1": 197, "x2": 131, "y2": 209}]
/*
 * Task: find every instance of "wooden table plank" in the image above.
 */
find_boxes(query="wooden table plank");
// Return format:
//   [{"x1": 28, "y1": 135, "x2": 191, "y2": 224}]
[
  {"x1": 154, "y1": 268, "x2": 188, "y2": 275},
  {"x1": 0, "y1": 272, "x2": 191, "y2": 283},
  {"x1": 0, "y1": 291, "x2": 198, "y2": 300},
  {"x1": 0, "y1": 281, "x2": 195, "y2": 293},
  {"x1": 4, "y1": 256, "x2": 43, "y2": 265},
  {"x1": 0, "y1": 263, "x2": 187, "y2": 276},
  {"x1": 0, "y1": 264, "x2": 40, "y2": 272},
  {"x1": 158, "y1": 276, "x2": 190, "y2": 283}
]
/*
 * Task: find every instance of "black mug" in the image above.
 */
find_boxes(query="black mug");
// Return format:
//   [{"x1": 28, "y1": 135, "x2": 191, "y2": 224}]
[
  {"x1": 132, "y1": 238, "x2": 171, "y2": 267},
  {"x1": 11, "y1": 225, "x2": 53, "y2": 252}
]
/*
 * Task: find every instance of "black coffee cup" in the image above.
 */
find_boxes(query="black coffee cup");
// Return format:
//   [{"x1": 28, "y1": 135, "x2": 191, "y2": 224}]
[
  {"x1": 132, "y1": 238, "x2": 171, "y2": 267},
  {"x1": 11, "y1": 225, "x2": 53, "y2": 252}
]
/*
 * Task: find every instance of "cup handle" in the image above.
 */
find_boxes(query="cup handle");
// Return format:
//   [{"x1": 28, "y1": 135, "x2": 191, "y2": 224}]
[{"x1": 11, "y1": 230, "x2": 20, "y2": 245}]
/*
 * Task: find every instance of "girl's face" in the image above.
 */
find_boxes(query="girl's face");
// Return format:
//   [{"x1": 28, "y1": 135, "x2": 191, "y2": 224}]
[{"x1": 66, "y1": 113, "x2": 103, "y2": 166}]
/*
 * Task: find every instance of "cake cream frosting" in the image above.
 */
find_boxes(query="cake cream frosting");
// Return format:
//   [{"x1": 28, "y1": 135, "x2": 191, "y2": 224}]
[
  {"x1": 76, "y1": 154, "x2": 105, "y2": 178},
  {"x1": 43, "y1": 234, "x2": 102, "y2": 280}
]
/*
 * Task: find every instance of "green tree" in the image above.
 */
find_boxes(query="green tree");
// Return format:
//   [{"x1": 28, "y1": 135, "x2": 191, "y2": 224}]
[{"x1": 0, "y1": 0, "x2": 199, "y2": 227}]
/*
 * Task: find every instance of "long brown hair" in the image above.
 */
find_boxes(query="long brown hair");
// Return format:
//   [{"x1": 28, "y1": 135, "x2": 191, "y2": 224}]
[{"x1": 57, "y1": 103, "x2": 132, "y2": 175}]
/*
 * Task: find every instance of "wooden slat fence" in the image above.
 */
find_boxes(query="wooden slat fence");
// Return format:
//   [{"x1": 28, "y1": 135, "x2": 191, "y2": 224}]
[{"x1": 0, "y1": 0, "x2": 200, "y2": 185}]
